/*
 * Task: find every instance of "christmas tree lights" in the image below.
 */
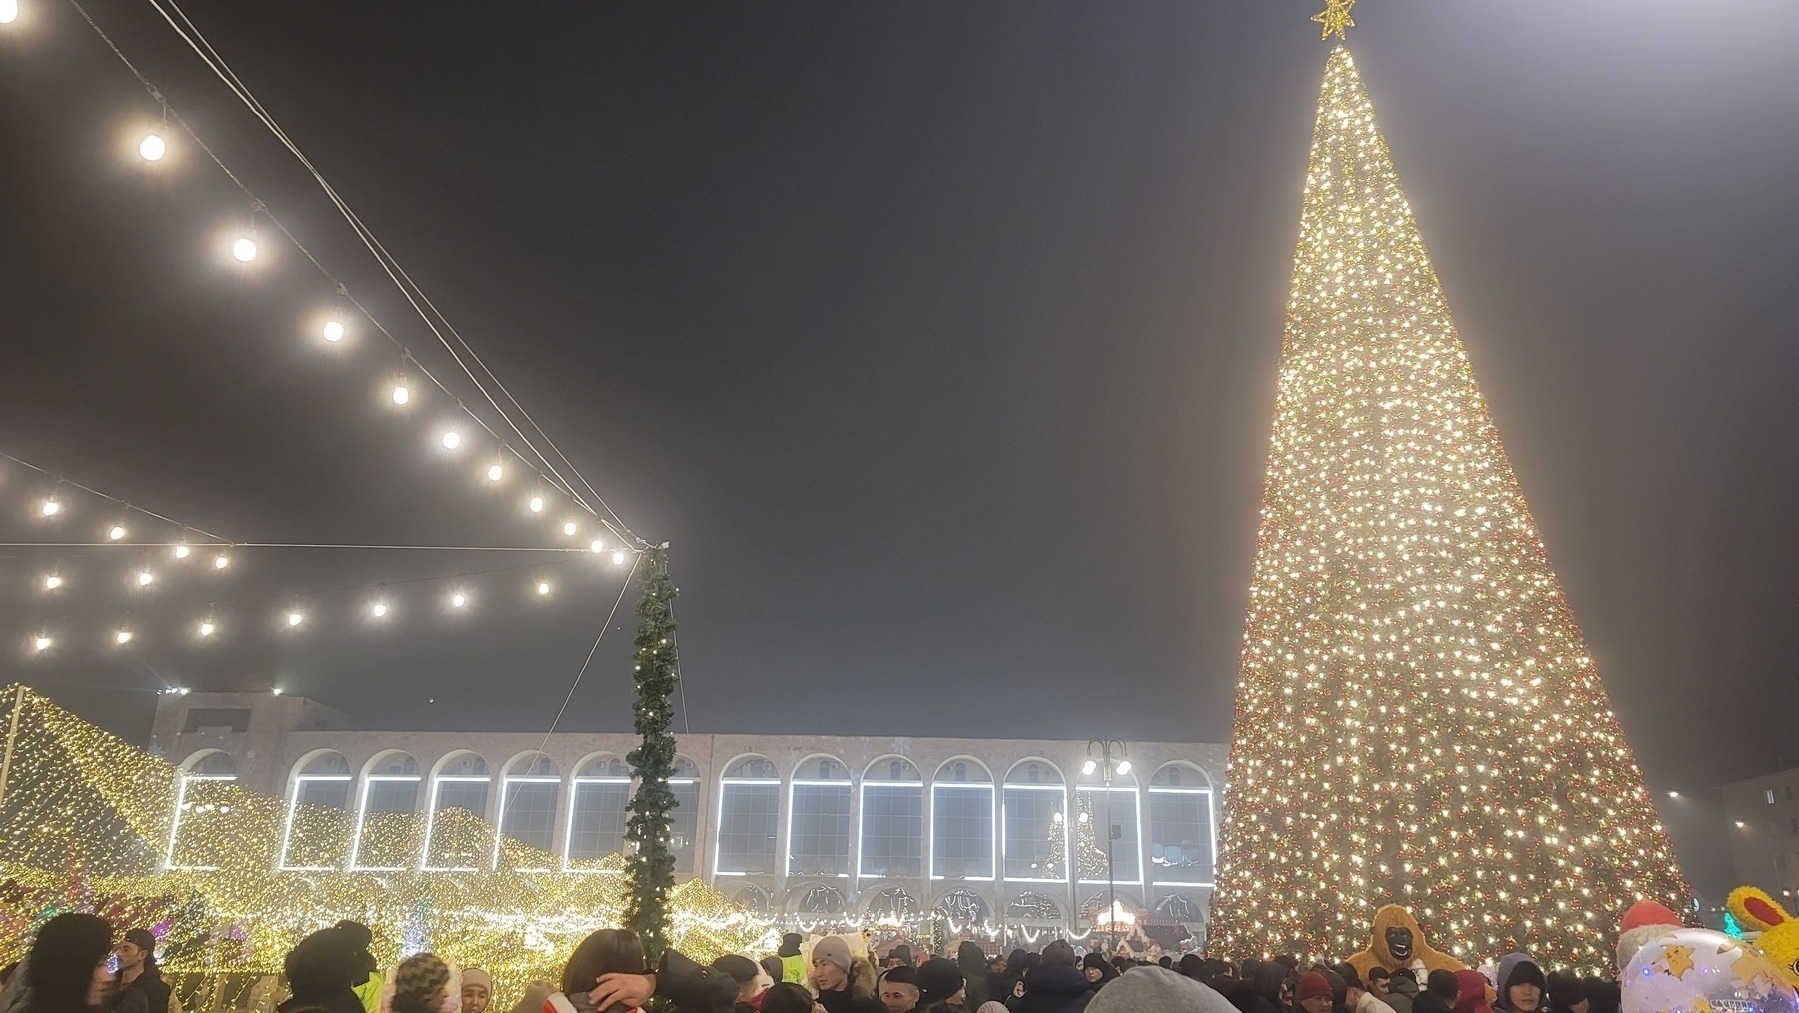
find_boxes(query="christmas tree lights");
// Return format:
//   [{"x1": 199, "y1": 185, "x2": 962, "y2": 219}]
[
  {"x1": 1206, "y1": 46, "x2": 1690, "y2": 972},
  {"x1": 0, "y1": 686, "x2": 768, "y2": 998}
]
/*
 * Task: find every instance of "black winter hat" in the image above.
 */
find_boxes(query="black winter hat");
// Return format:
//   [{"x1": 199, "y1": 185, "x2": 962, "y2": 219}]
[
  {"x1": 1504, "y1": 961, "x2": 1548, "y2": 995},
  {"x1": 917, "y1": 957, "x2": 964, "y2": 1002}
]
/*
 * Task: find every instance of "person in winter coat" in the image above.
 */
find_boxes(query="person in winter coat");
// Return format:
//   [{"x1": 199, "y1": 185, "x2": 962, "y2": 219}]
[
  {"x1": 1379, "y1": 970, "x2": 1417, "y2": 1013},
  {"x1": 877, "y1": 967, "x2": 919, "y2": 1013},
  {"x1": 1492, "y1": 963, "x2": 1544, "y2": 1013},
  {"x1": 777, "y1": 938, "x2": 808, "y2": 987},
  {"x1": 805, "y1": 938, "x2": 880, "y2": 1013},
  {"x1": 581, "y1": 942, "x2": 741, "y2": 1013},
  {"x1": 708, "y1": 956, "x2": 763, "y2": 1012},
  {"x1": 23, "y1": 914, "x2": 114, "y2": 1013},
  {"x1": 1452, "y1": 972, "x2": 1492, "y2": 1013},
  {"x1": 1014, "y1": 942, "x2": 1091, "y2": 1013},
  {"x1": 459, "y1": 970, "x2": 492, "y2": 1013},
  {"x1": 956, "y1": 945, "x2": 990, "y2": 1010},
  {"x1": 757, "y1": 986, "x2": 821, "y2": 1013},
  {"x1": 1247, "y1": 961, "x2": 1292, "y2": 1013},
  {"x1": 1412, "y1": 972, "x2": 1457, "y2": 1013},
  {"x1": 1543, "y1": 973, "x2": 1585, "y2": 1013},
  {"x1": 332, "y1": 922, "x2": 384, "y2": 1013},
  {"x1": 113, "y1": 929, "x2": 169, "y2": 1013},
  {"x1": 1077, "y1": 955, "x2": 1116, "y2": 993},
  {"x1": 279, "y1": 928, "x2": 367, "y2": 1013},
  {"x1": 1295, "y1": 973, "x2": 1333, "y2": 1013},
  {"x1": 918, "y1": 958, "x2": 966, "y2": 1009},
  {"x1": 392, "y1": 955, "x2": 453, "y2": 1013}
]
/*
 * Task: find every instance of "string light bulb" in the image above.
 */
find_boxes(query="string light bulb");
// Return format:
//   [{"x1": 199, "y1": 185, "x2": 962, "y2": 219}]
[
  {"x1": 199, "y1": 619, "x2": 215, "y2": 637},
  {"x1": 0, "y1": 0, "x2": 18, "y2": 26},
  {"x1": 44, "y1": 574, "x2": 62, "y2": 590},
  {"x1": 137, "y1": 569, "x2": 154, "y2": 586},
  {"x1": 612, "y1": 551, "x2": 626, "y2": 565},
  {"x1": 487, "y1": 462, "x2": 504, "y2": 482},
  {"x1": 451, "y1": 592, "x2": 467, "y2": 608},
  {"x1": 536, "y1": 581, "x2": 551, "y2": 596},
  {"x1": 589, "y1": 538, "x2": 604, "y2": 554},
  {"x1": 109, "y1": 523, "x2": 127, "y2": 540},
  {"x1": 286, "y1": 610, "x2": 303, "y2": 627},
  {"x1": 138, "y1": 133, "x2": 167, "y2": 161},
  {"x1": 115, "y1": 628, "x2": 133, "y2": 645},
  {"x1": 40, "y1": 497, "x2": 59, "y2": 516},
  {"x1": 33, "y1": 634, "x2": 51, "y2": 652},
  {"x1": 563, "y1": 521, "x2": 578, "y2": 536},
  {"x1": 232, "y1": 236, "x2": 258, "y2": 263},
  {"x1": 392, "y1": 382, "x2": 410, "y2": 405},
  {"x1": 441, "y1": 430, "x2": 461, "y2": 450},
  {"x1": 174, "y1": 543, "x2": 190, "y2": 559},
  {"x1": 214, "y1": 552, "x2": 229, "y2": 569},
  {"x1": 528, "y1": 494, "x2": 544, "y2": 513},
  {"x1": 322, "y1": 319, "x2": 345, "y2": 342},
  {"x1": 371, "y1": 601, "x2": 388, "y2": 618}
]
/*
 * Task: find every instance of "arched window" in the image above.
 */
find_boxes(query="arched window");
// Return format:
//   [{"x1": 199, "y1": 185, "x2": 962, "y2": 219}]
[
  {"x1": 670, "y1": 756, "x2": 700, "y2": 875},
  {"x1": 789, "y1": 755, "x2": 852, "y2": 878},
  {"x1": 1075, "y1": 763, "x2": 1141, "y2": 886},
  {"x1": 166, "y1": 751, "x2": 238, "y2": 870},
  {"x1": 1002, "y1": 759, "x2": 1066, "y2": 882},
  {"x1": 867, "y1": 887, "x2": 919, "y2": 922},
  {"x1": 715, "y1": 755, "x2": 780, "y2": 876},
  {"x1": 1148, "y1": 763, "x2": 1215, "y2": 886},
  {"x1": 349, "y1": 750, "x2": 423, "y2": 871},
  {"x1": 931, "y1": 758, "x2": 994, "y2": 881},
  {"x1": 797, "y1": 884, "x2": 846, "y2": 915},
  {"x1": 424, "y1": 751, "x2": 491, "y2": 871},
  {"x1": 1156, "y1": 893, "x2": 1205, "y2": 923},
  {"x1": 1006, "y1": 891, "x2": 1063, "y2": 924},
  {"x1": 735, "y1": 885, "x2": 772, "y2": 914},
  {"x1": 861, "y1": 756, "x2": 922, "y2": 879},
  {"x1": 280, "y1": 751, "x2": 352, "y2": 870},
  {"x1": 934, "y1": 888, "x2": 989, "y2": 928},
  {"x1": 567, "y1": 753, "x2": 631, "y2": 866},
  {"x1": 495, "y1": 752, "x2": 561, "y2": 869}
]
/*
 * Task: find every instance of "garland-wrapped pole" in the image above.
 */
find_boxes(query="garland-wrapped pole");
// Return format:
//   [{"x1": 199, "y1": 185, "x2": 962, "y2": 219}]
[{"x1": 623, "y1": 545, "x2": 678, "y2": 964}]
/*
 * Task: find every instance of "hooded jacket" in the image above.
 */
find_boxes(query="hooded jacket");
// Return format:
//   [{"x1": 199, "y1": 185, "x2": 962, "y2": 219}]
[
  {"x1": 957, "y1": 944, "x2": 991, "y2": 1010},
  {"x1": 1382, "y1": 973, "x2": 1417, "y2": 1013},
  {"x1": 114, "y1": 966, "x2": 170, "y2": 1013},
  {"x1": 1015, "y1": 965, "x2": 1093, "y2": 1013},
  {"x1": 1346, "y1": 907, "x2": 1466, "y2": 982},
  {"x1": 1452, "y1": 973, "x2": 1492, "y2": 1013}
]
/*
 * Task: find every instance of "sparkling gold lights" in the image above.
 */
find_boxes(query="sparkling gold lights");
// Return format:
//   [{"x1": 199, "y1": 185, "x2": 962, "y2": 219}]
[{"x1": 1205, "y1": 47, "x2": 1690, "y2": 973}]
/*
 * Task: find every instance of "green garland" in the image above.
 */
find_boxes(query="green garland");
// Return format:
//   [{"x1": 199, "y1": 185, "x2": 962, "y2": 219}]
[{"x1": 623, "y1": 546, "x2": 679, "y2": 964}]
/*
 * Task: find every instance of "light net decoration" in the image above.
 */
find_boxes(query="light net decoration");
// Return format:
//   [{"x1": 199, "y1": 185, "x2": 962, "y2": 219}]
[
  {"x1": 1205, "y1": 47, "x2": 1690, "y2": 972},
  {"x1": 0, "y1": 686, "x2": 770, "y2": 999}
]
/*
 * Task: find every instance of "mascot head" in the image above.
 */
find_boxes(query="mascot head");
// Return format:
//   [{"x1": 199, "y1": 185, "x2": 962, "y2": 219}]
[
  {"x1": 1728, "y1": 887, "x2": 1799, "y2": 988},
  {"x1": 1373, "y1": 905, "x2": 1427, "y2": 965}
]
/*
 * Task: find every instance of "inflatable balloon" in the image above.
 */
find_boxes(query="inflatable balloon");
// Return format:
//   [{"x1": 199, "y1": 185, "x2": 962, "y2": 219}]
[{"x1": 1623, "y1": 927, "x2": 1798, "y2": 1013}]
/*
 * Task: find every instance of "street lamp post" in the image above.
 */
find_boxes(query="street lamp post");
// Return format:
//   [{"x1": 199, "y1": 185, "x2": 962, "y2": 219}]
[{"x1": 1085, "y1": 739, "x2": 1129, "y2": 954}]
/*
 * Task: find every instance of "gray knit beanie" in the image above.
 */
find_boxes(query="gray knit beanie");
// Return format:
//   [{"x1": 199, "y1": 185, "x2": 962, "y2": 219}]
[{"x1": 1088, "y1": 966, "x2": 1239, "y2": 1013}]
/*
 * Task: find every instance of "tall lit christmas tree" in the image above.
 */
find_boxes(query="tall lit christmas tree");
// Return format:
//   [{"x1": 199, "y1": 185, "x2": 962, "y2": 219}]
[{"x1": 1208, "y1": 9, "x2": 1690, "y2": 971}]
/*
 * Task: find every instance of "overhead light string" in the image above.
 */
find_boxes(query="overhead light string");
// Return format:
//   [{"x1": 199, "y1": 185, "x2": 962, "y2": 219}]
[{"x1": 57, "y1": 0, "x2": 631, "y2": 543}]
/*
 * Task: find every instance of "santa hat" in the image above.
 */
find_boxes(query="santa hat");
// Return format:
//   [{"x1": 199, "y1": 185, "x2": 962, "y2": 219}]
[{"x1": 1616, "y1": 899, "x2": 1683, "y2": 971}]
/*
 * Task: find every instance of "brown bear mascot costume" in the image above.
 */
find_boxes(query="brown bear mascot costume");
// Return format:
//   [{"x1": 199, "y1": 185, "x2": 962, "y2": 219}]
[{"x1": 1347, "y1": 905, "x2": 1467, "y2": 980}]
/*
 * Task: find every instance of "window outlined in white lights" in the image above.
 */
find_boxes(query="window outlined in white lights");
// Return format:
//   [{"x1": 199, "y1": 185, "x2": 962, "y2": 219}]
[{"x1": 164, "y1": 753, "x2": 237, "y2": 871}]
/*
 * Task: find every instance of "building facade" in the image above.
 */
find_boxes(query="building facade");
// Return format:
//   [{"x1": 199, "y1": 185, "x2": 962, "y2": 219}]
[
  {"x1": 1721, "y1": 767, "x2": 1799, "y2": 899},
  {"x1": 150, "y1": 692, "x2": 1228, "y2": 941}
]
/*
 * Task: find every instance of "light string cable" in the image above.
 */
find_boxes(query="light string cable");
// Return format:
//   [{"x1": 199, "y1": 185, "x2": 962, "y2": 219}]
[
  {"x1": 139, "y1": 0, "x2": 635, "y2": 544},
  {"x1": 1, "y1": 452, "x2": 585, "y2": 555},
  {"x1": 59, "y1": 0, "x2": 635, "y2": 548}
]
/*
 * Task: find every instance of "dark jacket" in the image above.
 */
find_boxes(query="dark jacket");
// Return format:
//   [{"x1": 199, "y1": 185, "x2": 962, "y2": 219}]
[
  {"x1": 114, "y1": 969, "x2": 169, "y2": 1013},
  {"x1": 815, "y1": 990, "x2": 883, "y2": 1013},
  {"x1": 1015, "y1": 965, "x2": 1093, "y2": 1013},
  {"x1": 655, "y1": 950, "x2": 743, "y2": 1013}
]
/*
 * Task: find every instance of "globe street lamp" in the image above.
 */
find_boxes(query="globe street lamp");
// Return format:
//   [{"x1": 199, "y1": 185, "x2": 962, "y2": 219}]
[{"x1": 1086, "y1": 738, "x2": 1128, "y2": 953}]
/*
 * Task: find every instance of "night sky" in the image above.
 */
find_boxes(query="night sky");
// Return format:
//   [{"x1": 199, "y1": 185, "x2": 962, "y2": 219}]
[{"x1": 1, "y1": 2, "x2": 1795, "y2": 898}]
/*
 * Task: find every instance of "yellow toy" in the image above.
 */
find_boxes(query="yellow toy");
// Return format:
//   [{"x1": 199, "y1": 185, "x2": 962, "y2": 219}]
[
  {"x1": 1726, "y1": 886, "x2": 1799, "y2": 987},
  {"x1": 1347, "y1": 905, "x2": 1467, "y2": 980}
]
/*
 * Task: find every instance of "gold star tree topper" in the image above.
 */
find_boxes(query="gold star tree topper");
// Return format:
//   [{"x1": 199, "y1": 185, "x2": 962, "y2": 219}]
[{"x1": 1313, "y1": 0, "x2": 1356, "y2": 40}]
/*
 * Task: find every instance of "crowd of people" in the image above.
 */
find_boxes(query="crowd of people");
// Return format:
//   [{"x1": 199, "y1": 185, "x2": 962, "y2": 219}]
[{"x1": 0, "y1": 912, "x2": 1633, "y2": 1013}]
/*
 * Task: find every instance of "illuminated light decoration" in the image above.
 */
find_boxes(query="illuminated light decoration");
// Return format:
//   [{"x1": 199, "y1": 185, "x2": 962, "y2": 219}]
[
  {"x1": 487, "y1": 463, "x2": 504, "y2": 482},
  {"x1": 1668, "y1": 791, "x2": 1680, "y2": 799},
  {"x1": 536, "y1": 581, "x2": 551, "y2": 595},
  {"x1": 1205, "y1": 44, "x2": 1691, "y2": 970},
  {"x1": 441, "y1": 430, "x2": 462, "y2": 450},
  {"x1": 174, "y1": 543, "x2": 190, "y2": 559},
  {"x1": 110, "y1": 523, "x2": 127, "y2": 540},
  {"x1": 271, "y1": 688, "x2": 282, "y2": 695},
  {"x1": 391, "y1": 382, "x2": 410, "y2": 405},
  {"x1": 611, "y1": 551, "x2": 626, "y2": 566},
  {"x1": 115, "y1": 628, "x2": 133, "y2": 645},
  {"x1": 589, "y1": 539, "x2": 604, "y2": 554},
  {"x1": 450, "y1": 592, "x2": 467, "y2": 608},
  {"x1": 371, "y1": 601, "x2": 389, "y2": 618},
  {"x1": 1114, "y1": 760, "x2": 1131, "y2": 776},
  {"x1": 43, "y1": 574, "x2": 62, "y2": 590},
  {"x1": 213, "y1": 552, "x2": 229, "y2": 569},
  {"x1": 231, "y1": 237, "x2": 258, "y2": 263},
  {"x1": 1081, "y1": 759, "x2": 1097, "y2": 777},
  {"x1": 40, "y1": 497, "x2": 60, "y2": 516},
  {"x1": 528, "y1": 495, "x2": 545, "y2": 513},
  {"x1": 198, "y1": 620, "x2": 215, "y2": 637},
  {"x1": 0, "y1": 0, "x2": 17, "y2": 26},
  {"x1": 138, "y1": 133, "x2": 167, "y2": 161},
  {"x1": 137, "y1": 569, "x2": 154, "y2": 586},
  {"x1": 33, "y1": 635, "x2": 51, "y2": 652},
  {"x1": 286, "y1": 611, "x2": 303, "y2": 627},
  {"x1": 322, "y1": 319, "x2": 345, "y2": 342},
  {"x1": 563, "y1": 521, "x2": 578, "y2": 536}
]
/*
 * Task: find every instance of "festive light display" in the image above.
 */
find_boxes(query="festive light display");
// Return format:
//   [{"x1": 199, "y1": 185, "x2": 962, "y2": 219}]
[
  {"x1": 1206, "y1": 45, "x2": 1690, "y2": 971},
  {"x1": 0, "y1": 686, "x2": 770, "y2": 997},
  {"x1": 623, "y1": 547, "x2": 680, "y2": 962}
]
